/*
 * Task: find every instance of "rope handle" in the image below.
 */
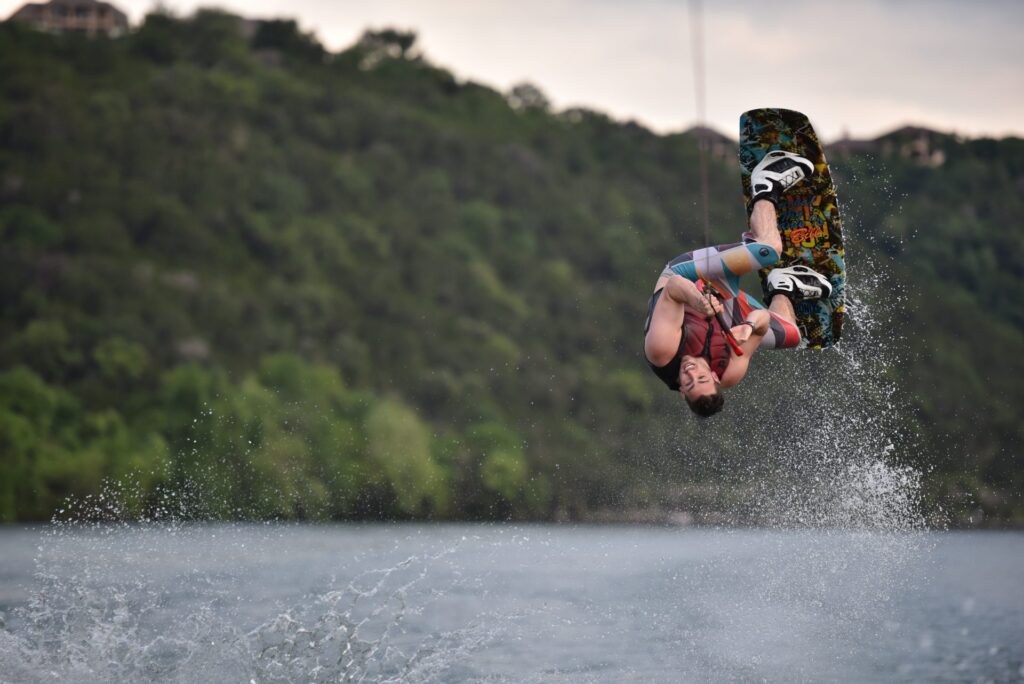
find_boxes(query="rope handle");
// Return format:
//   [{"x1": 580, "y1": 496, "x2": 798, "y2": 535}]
[
  {"x1": 716, "y1": 311, "x2": 745, "y2": 357},
  {"x1": 702, "y1": 283, "x2": 745, "y2": 357}
]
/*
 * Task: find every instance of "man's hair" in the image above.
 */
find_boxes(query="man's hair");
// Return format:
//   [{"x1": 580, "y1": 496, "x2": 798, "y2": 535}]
[{"x1": 685, "y1": 389, "x2": 725, "y2": 418}]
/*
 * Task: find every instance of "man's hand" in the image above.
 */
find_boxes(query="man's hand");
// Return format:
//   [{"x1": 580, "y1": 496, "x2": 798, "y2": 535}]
[
  {"x1": 667, "y1": 276, "x2": 722, "y2": 317},
  {"x1": 731, "y1": 310, "x2": 771, "y2": 344},
  {"x1": 691, "y1": 291, "x2": 723, "y2": 318},
  {"x1": 730, "y1": 322, "x2": 755, "y2": 344}
]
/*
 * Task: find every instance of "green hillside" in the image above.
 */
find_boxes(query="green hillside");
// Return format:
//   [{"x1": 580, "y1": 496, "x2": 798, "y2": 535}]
[{"x1": 0, "y1": 11, "x2": 1020, "y2": 524}]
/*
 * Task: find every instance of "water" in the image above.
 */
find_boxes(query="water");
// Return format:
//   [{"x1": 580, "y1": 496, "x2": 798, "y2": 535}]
[{"x1": 1, "y1": 523, "x2": 1021, "y2": 683}]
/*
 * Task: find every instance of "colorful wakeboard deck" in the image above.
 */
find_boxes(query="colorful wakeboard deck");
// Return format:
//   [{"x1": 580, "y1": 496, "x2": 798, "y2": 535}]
[{"x1": 739, "y1": 108, "x2": 846, "y2": 349}]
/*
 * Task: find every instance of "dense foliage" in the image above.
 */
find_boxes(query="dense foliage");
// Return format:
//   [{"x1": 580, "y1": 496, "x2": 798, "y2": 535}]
[{"x1": 0, "y1": 12, "x2": 1021, "y2": 524}]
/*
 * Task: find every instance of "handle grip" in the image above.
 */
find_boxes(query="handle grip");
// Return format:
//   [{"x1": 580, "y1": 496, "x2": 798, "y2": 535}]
[
  {"x1": 701, "y1": 279, "x2": 744, "y2": 357},
  {"x1": 715, "y1": 311, "x2": 744, "y2": 357}
]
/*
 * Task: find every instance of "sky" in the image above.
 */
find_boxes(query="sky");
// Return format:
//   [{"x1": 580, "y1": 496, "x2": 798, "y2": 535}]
[{"x1": 5, "y1": 0, "x2": 1022, "y2": 140}]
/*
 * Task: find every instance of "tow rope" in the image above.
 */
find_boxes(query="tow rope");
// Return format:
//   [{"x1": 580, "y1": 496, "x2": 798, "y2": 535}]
[{"x1": 690, "y1": 1, "x2": 743, "y2": 359}]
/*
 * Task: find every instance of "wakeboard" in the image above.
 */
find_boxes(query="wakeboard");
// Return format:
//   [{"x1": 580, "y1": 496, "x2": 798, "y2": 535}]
[{"x1": 739, "y1": 108, "x2": 846, "y2": 349}]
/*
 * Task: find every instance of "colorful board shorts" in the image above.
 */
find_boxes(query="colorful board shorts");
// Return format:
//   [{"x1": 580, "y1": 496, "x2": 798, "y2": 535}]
[{"x1": 653, "y1": 240, "x2": 802, "y2": 350}]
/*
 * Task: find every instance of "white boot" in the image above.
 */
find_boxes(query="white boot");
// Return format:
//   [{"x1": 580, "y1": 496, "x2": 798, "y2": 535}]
[
  {"x1": 751, "y1": 150, "x2": 814, "y2": 205},
  {"x1": 766, "y1": 265, "x2": 832, "y2": 301}
]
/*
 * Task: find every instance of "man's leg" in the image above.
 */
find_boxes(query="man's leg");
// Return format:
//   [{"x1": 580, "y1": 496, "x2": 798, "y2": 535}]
[
  {"x1": 728, "y1": 291, "x2": 802, "y2": 349},
  {"x1": 748, "y1": 199, "x2": 800, "y2": 328},
  {"x1": 768, "y1": 292, "x2": 797, "y2": 326},
  {"x1": 751, "y1": 184, "x2": 833, "y2": 303},
  {"x1": 666, "y1": 200, "x2": 783, "y2": 296},
  {"x1": 665, "y1": 240, "x2": 779, "y2": 297},
  {"x1": 747, "y1": 199, "x2": 783, "y2": 256}
]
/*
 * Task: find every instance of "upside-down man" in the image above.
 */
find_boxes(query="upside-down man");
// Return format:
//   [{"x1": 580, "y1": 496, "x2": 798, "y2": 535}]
[{"x1": 643, "y1": 151, "x2": 833, "y2": 417}]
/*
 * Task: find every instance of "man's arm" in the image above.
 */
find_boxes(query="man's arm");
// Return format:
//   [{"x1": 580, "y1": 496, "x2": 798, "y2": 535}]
[{"x1": 644, "y1": 275, "x2": 721, "y2": 366}]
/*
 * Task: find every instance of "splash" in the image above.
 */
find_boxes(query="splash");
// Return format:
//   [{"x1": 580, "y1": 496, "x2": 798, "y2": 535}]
[
  {"x1": 245, "y1": 556, "x2": 491, "y2": 683},
  {"x1": 0, "y1": 503, "x2": 493, "y2": 684},
  {"x1": 697, "y1": 199, "x2": 932, "y2": 525}
]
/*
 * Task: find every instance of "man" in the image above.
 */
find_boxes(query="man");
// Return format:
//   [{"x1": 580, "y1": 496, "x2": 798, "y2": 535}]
[{"x1": 643, "y1": 151, "x2": 833, "y2": 417}]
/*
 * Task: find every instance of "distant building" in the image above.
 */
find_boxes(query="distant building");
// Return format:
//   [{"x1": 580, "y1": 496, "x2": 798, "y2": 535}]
[
  {"x1": 881, "y1": 126, "x2": 947, "y2": 168},
  {"x1": 7, "y1": 0, "x2": 129, "y2": 37}
]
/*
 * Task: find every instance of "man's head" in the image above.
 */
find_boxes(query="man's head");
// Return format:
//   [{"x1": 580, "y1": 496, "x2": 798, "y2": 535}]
[{"x1": 679, "y1": 356, "x2": 724, "y2": 418}]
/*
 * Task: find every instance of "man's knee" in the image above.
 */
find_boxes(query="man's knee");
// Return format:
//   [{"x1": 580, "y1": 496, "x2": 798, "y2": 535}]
[{"x1": 744, "y1": 242, "x2": 780, "y2": 269}]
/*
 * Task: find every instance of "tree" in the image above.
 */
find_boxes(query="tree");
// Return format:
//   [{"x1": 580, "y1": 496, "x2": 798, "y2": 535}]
[{"x1": 507, "y1": 82, "x2": 550, "y2": 112}]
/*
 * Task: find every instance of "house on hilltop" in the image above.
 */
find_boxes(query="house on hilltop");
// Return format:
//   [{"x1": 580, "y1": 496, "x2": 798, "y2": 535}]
[
  {"x1": 7, "y1": 0, "x2": 128, "y2": 37},
  {"x1": 879, "y1": 126, "x2": 947, "y2": 168}
]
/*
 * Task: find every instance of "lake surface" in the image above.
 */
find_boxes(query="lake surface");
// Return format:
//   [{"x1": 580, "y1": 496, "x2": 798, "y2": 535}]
[{"x1": 0, "y1": 524, "x2": 1021, "y2": 683}]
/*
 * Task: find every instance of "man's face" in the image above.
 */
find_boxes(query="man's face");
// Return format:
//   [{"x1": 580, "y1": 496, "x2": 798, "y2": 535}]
[{"x1": 679, "y1": 355, "x2": 719, "y2": 401}]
